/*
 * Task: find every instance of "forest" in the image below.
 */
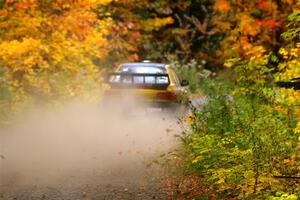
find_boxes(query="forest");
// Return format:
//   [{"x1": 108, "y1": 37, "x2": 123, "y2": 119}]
[{"x1": 0, "y1": 0, "x2": 299, "y2": 199}]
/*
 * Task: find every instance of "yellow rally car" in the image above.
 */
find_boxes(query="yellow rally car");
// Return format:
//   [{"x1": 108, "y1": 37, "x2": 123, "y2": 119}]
[{"x1": 102, "y1": 61, "x2": 189, "y2": 112}]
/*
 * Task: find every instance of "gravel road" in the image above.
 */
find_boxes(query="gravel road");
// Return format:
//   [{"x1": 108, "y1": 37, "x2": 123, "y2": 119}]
[
  {"x1": 1, "y1": 179, "x2": 167, "y2": 200},
  {"x1": 0, "y1": 104, "x2": 179, "y2": 200}
]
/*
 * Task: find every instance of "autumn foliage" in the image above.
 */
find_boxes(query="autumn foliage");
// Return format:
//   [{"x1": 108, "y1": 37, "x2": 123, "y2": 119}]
[
  {"x1": 0, "y1": 0, "x2": 113, "y2": 121},
  {"x1": 176, "y1": 1, "x2": 300, "y2": 199},
  {"x1": 0, "y1": 0, "x2": 299, "y2": 198}
]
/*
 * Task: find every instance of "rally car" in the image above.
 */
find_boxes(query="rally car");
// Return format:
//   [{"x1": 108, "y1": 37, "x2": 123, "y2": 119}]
[{"x1": 102, "y1": 61, "x2": 189, "y2": 113}]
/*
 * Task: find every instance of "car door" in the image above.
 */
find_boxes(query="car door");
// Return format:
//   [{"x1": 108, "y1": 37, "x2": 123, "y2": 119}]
[{"x1": 166, "y1": 66, "x2": 189, "y2": 103}]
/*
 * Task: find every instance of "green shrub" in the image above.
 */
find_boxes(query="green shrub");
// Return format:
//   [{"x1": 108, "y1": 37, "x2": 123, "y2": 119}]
[{"x1": 182, "y1": 80, "x2": 299, "y2": 199}]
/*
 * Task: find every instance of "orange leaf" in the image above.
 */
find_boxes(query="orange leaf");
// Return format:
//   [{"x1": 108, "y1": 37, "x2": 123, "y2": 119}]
[
  {"x1": 0, "y1": 22, "x2": 8, "y2": 28},
  {"x1": 12, "y1": 3, "x2": 20, "y2": 9},
  {"x1": 213, "y1": 0, "x2": 230, "y2": 12},
  {"x1": 258, "y1": 0, "x2": 273, "y2": 13},
  {"x1": 131, "y1": 31, "x2": 142, "y2": 40},
  {"x1": 128, "y1": 54, "x2": 139, "y2": 61},
  {"x1": 165, "y1": 128, "x2": 173, "y2": 133}
]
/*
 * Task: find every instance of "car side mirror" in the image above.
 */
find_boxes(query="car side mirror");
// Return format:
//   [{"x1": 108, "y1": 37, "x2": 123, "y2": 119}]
[{"x1": 180, "y1": 80, "x2": 189, "y2": 86}]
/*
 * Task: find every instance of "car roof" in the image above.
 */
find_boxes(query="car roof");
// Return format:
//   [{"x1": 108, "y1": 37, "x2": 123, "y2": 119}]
[{"x1": 120, "y1": 62, "x2": 166, "y2": 68}]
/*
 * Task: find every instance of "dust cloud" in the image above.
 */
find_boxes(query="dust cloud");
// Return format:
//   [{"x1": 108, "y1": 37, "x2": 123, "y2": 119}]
[{"x1": 0, "y1": 101, "x2": 180, "y2": 197}]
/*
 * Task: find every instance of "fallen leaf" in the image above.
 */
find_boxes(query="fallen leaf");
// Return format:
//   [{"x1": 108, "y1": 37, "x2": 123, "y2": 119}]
[{"x1": 165, "y1": 128, "x2": 173, "y2": 133}]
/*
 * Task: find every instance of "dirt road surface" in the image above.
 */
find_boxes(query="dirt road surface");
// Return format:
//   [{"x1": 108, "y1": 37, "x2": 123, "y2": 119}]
[{"x1": 0, "y1": 104, "x2": 180, "y2": 200}]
